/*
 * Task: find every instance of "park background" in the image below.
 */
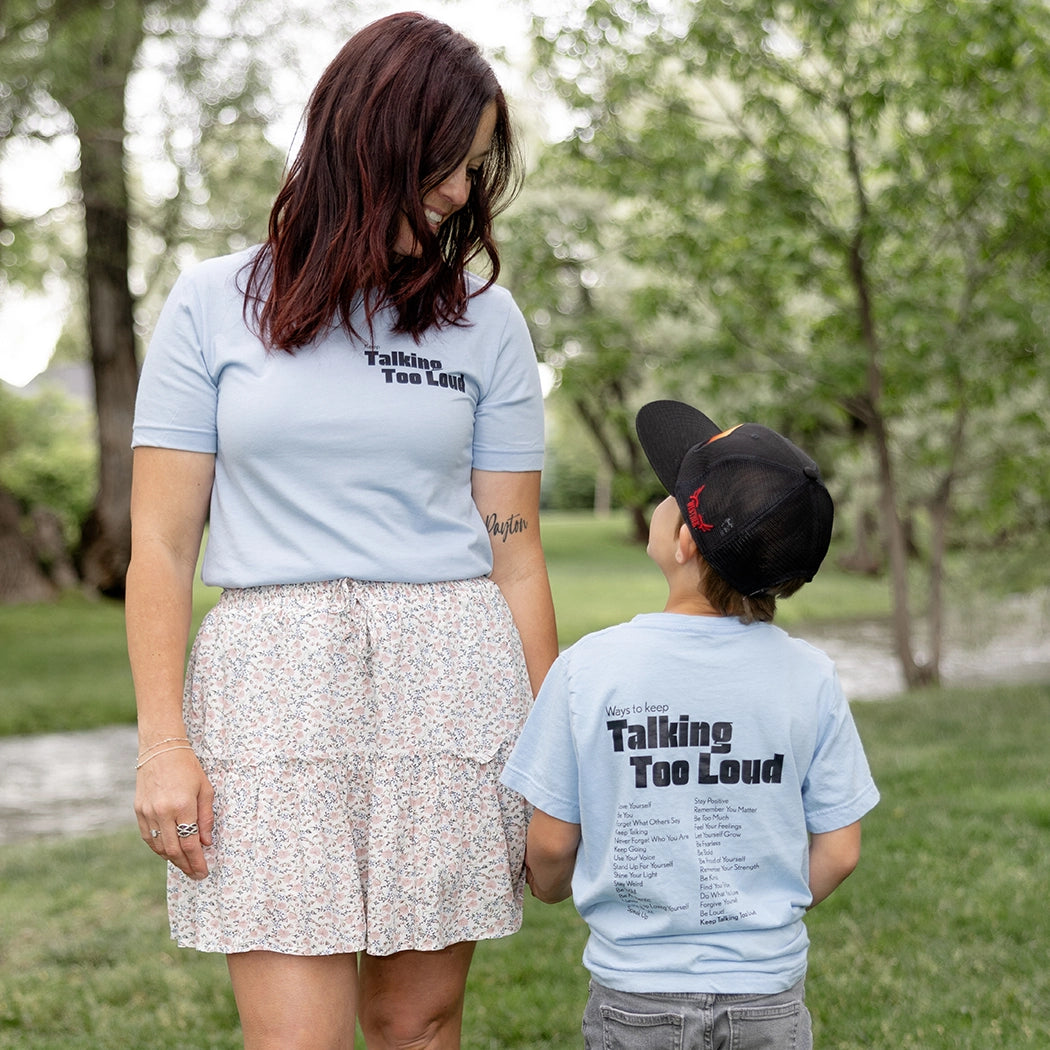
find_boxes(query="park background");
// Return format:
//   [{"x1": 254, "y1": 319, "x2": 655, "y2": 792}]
[{"x1": 1, "y1": 0, "x2": 1048, "y2": 1046}]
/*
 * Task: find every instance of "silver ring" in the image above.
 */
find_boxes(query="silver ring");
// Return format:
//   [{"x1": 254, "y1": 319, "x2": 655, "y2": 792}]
[
  {"x1": 150, "y1": 829, "x2": 160, "y2": 839},
  {"x1": 175, "y1": 822, "x2": 199, "y2": 838}
]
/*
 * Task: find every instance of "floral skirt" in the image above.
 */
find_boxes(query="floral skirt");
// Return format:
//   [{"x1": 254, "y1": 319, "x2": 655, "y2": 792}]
[{"x1": 168, "y1": 577, "x2": 533, "y2": 957}]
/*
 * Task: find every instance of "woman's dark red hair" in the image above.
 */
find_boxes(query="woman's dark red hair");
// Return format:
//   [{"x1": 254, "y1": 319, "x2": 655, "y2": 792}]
[{"x1": 243, "y1": 12, "x2": 521, "y2": 349}]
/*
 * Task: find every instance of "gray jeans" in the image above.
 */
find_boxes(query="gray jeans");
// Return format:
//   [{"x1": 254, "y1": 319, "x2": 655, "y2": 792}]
[{"x1": 582, "y1": 978, "x2": 812, "y2": 1050}]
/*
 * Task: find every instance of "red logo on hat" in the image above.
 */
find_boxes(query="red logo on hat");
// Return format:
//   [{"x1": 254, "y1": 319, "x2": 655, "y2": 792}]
[{"x1": 687, "y1": 486, "x2": 714, "y2": 533}]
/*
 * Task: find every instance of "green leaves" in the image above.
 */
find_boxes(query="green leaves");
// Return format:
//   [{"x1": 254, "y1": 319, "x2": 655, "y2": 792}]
[
  {"x1": 510, "y1": 0, "x2": 1050, "y2": 682},
  {"x1": 516, "y1": 0, "x2": 1050, "y2": 497}
]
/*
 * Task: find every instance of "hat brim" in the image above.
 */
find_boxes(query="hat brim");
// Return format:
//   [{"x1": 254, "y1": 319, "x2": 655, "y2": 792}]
[{"x1": 635, "y1": 400, "x2": 724, "y2": 494}]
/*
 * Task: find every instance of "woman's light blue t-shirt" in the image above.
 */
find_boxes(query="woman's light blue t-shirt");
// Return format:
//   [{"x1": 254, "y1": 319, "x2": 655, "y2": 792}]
[{"x1": 132, "y1": 249, "x2": 545, "y2": 587}]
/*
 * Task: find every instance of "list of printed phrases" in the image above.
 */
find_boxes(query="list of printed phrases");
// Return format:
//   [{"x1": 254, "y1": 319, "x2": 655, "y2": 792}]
[
  {"x1": 693, "y1": 796, "x2": 758, "y2": 924},
  {"x1": 610, "y1": 800, "x2": 685, "y2": 918}
]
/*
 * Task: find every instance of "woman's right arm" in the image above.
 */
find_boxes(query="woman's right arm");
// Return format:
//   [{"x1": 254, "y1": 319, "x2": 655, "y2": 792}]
[{"x1": 126, "y1": 446, "x2": 215, "y2": 879}]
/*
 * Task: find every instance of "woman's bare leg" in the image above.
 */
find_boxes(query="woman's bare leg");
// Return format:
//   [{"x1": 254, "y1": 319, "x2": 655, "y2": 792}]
[
  {"x1": 357, "y1": 942, "x2": 476, "y2": 1050},
  {"x1": 227, "y1": 950, "x2": 358, "y2": 1050}
]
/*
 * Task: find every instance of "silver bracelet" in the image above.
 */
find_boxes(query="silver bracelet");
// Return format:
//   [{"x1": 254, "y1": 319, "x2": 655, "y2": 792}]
[
  {"x1": 135, "y1": 744, "x2": 194, "y2": 770},
  {"x1": 137, "y1": 736, "x2": 191, "y2": 760}
]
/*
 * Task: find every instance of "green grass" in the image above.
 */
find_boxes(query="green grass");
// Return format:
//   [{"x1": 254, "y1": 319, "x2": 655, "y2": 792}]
[
  {"x1": 1, "y1": 681, "x2": 1048, "y2": 1048},
  {"x1": 0, "y1": 574, "x2": 221, "y2": 737},
  {"x1": 0, "y1": 593, "x2": 135, "y2": 735},
  {"x1": 0, "y1": 511, "x2": 891, "y2": 738},
  {"x1": 541, "y1": 511, "x2": 669, "y2": 642},
  {"x1": 541, "y1": 511, "x2": 891, "y2": 639},
  {"x1": 804, "y1": 683, "x2": 1050, "y2": 1049}
]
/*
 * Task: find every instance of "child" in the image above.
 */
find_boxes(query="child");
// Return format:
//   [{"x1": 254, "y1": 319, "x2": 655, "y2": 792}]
[{"x1": 501, "y1": 400, "x2": 879, "y2": 1050}]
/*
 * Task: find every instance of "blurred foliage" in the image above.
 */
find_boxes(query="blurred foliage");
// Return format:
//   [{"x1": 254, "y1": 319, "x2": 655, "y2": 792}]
[
  {"x1": 540, "y1": 389, "x2": 610, "y2": 510},
  {"x1": 0, "y1": 383, "x2": 95, "y2": 545},
  {"x1": 505, "y1": 0, "x2": 1050, "y2": 682},
  {"x1": 509, "y1": 0, "x2": 1050, "y2": 541},
  {"x1": 0, "y1": 0, "x2": 305, "y2": 347},
  {"x1": 0, "y1": 1, "x2": 1047, "y2": 614}
]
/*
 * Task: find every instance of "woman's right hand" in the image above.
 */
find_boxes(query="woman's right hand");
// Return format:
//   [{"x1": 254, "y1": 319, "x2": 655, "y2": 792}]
[{"x1": 135, "y1": 747, "x2": 215, "y2": 880}]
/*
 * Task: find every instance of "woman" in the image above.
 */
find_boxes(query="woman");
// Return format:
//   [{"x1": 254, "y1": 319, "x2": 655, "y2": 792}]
[{"x1": 126, "y1": 13, "x2": 557, "y2": 1049}]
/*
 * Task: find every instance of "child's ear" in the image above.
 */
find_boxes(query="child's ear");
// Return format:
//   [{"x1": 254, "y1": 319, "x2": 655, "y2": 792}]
[{"x1": 675, "y1": 523, "x2": 698, "y2": 565}]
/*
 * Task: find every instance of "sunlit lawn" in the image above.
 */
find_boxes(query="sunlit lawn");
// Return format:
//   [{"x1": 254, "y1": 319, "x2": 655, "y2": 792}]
[
  {"x1": 0, "y1": 512, "x2": 1047, "y2": 1046},
  {"x1": 0, "y1": 574, "x2": 219, "y2": 737},
  {"x1": 1, "y1": 682, "x2": 1048, "y2": 1048}
]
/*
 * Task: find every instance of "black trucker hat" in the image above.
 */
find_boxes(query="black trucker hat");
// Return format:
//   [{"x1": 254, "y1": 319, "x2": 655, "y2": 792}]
[{"x1": 635, "y1": 400, "x2": 834, "y2": 596}]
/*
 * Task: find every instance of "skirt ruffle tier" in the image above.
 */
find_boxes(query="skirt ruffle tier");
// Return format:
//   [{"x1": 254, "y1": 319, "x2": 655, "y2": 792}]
[{"x1": 168, "y1": 577, "x2": 532, "y2": 957}]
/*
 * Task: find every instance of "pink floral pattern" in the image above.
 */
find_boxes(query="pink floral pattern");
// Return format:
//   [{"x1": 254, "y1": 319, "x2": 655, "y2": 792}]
[{"x1": 168, "y1": 577, "x2": 532, "y2": 956}]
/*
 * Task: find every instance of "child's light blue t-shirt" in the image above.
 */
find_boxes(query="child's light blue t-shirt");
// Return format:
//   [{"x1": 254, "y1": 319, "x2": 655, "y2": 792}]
[
  {"x1": 501, "y1": 613, "x2": 880, "y2": 995},
  {"x1": 132, "y1": 249, "x2": 545, "y2": 587}
]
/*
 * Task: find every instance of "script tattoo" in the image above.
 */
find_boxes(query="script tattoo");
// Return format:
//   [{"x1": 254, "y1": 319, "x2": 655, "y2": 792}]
[{"x1": 485, "y1": 512, "x2": 529, "y2": 543}]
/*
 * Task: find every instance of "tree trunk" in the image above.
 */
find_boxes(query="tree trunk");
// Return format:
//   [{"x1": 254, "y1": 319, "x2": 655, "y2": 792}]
[
  {"x1": 836, "y1": 506, "x2": 882, "y2": 575},
  {"x1": 842, "y1": 97, "x2": 934, "y2": 688},
  {"x1": 572, "y1": 391, "x2": 652, "y2": 545},
  {"x1": 924, "y1": 409, "x2": 967, "y2": 683},
  {"x1": 75, "y1": 119, "x2": 138, "y2": 597},
  {"x1": 60, "y1": 3, "x2": 145, "y2": 597},
  {"x1": 869, "y1": 412, "x2": 935, "y2": 687}
]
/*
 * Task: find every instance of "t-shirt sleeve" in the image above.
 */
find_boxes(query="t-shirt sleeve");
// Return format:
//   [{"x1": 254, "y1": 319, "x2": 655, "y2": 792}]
[
  {"x1": 132, "y1": 272, "x2": 218, "y2": 453},
  {"x1": 471, "y1": 294, "x2": 545, "y2": 473},
  {"x1": 500, "y1": 657, "x2": 582, "y2": 822},
  {"x1": 802, "y1": 672, "x2": 880, "y2": 834}
]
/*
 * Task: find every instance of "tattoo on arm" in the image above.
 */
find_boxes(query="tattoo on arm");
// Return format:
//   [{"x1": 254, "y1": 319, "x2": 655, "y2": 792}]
[{"x1": 485, "y1": 512, "x2": 529, "y2": 543}]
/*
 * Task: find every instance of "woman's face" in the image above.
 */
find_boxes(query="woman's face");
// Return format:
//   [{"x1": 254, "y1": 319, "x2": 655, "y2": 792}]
[{"x1": 395, "y1": 101, "x2": 498, "y2": 257}]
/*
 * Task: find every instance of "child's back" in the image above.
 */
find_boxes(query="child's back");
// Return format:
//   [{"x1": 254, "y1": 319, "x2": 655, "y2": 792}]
[
  {"x1": 501, "y1": 400, "x2": 879, "y2": 1049},
  {"x1": 505, "y1": 610, "x2": 874, "y2": 992}
]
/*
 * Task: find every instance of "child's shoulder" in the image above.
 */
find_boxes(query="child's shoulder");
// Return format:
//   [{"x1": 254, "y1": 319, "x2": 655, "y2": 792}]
[
  {"x1": 556, "y1": 614, "x2": 694, "y2": 669},
  {"x1": 553, "y1": 618, "x2": 643, "y2": 668},
  {"x1": 564, "y1": 616, "x2": 837, "y2": 678},
  {"x1": 768, "y1": 624, "x2": 837, "y2": 667},
  {"x1": 576, "y1": 613, "x2": 669, "y2": 644}
]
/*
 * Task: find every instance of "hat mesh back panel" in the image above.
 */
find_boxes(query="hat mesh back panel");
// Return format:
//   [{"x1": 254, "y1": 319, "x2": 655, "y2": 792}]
[{"x1": 701, "y1": 460, "x2": 826, "y2": 595}]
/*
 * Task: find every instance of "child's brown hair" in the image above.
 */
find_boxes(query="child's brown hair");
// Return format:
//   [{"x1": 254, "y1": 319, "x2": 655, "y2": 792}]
[
  {"x1": 696, "y1": 556, "x2": 805, "y2": 625},
  {"x1": 666, "y1": 505, "x2": 805, "y2": 623}
]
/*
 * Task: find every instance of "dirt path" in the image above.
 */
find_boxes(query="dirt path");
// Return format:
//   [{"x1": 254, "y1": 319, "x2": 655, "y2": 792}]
[{"x1": 0, "y1": 724, "x2": 137, "y2": 846}]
